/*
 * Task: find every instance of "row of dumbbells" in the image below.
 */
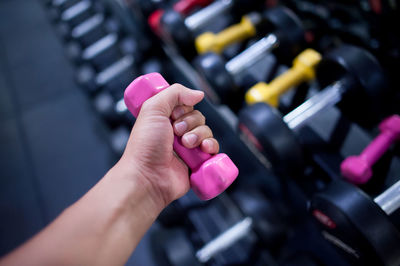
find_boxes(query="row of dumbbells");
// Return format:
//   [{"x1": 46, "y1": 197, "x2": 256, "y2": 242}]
[
  {"x1": 140, "y1": 1, "x2": 399, "y2": 183},
  {"x1": 43, "y1": 0, "x2": 142, "y2": 96},
  {"x1": 152, "y1": 169, "x2": 400, "y2": 265},
  {"x1": 41, "y1": 0, "x2": 156, "y2": 154},
  {"x1": 134, "y1": 1, "x2": 400, "y2": 265}
]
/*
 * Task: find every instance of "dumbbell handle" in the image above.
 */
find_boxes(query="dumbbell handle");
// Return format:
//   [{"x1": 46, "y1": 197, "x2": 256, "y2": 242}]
[
  {"x1": 196, "y1": 217, "x2": 253, "y2": 263},
  {"x1": 195, "y1": 13, "x2": 259, "y2": 54},
  {"x1": 375, "y1": 179, "x2": 400, "y2": 215},
  {"x1": 246, "y1": 49, "x2": 322, "y2": 107},
  {"x1": 61, "y1": 0, "x2": 90, "y2": 21},
  {"x1": 354, "y1": 127, "x2": 398, "y2": 166},
  {"x1": 185, "y1": 0, "x2": 233, "y2": 32},
  {"x1": 71, "y1": 13, "x2": 103, "y2": 38},
  {"x1": 283, "y1": 81, "x2": 343, "y2": 130},
  {"x1": 225, "y1": 34, "x2": 278, "y2": 77}
]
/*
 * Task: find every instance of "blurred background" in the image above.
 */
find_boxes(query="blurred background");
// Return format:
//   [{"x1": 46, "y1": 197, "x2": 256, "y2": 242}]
[{"x1": 0, "y1": 0, "x2": 400, "y2": 265}]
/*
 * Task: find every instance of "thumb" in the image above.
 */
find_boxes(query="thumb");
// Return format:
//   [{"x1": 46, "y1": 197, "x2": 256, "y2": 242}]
[{"x1": 141, "y1": 84, "x2": 204, "y2": 117}]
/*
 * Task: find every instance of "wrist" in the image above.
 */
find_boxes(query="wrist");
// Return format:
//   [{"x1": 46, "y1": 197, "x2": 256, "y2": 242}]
[{"x1": 108, "y1": 158, "x2": 167, "y2": 214}]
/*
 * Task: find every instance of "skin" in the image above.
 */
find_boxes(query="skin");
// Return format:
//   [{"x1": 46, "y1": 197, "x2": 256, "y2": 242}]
[{"x1": 0, "y1": 84, "x2": 219, "y2": 266}]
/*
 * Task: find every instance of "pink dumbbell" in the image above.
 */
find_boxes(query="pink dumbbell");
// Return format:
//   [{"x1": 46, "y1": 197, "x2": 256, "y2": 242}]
[
  {"x1": 341, "y1": 114, "x2": 400, "y2": 184},
  {"x1": 124, "y1": 72, "x2": 239, "y2": 200}
]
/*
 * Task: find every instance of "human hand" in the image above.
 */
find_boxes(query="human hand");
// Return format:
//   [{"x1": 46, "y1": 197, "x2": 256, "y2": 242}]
[{"x1": 117, "y1": 84, "x2": 220, "y2": 208}]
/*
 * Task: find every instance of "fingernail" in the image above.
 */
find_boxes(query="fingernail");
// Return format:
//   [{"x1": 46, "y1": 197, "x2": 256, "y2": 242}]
[
  {"x1": 203, "y1": 139, "x2": 213, "y2": 150},
  {"x1": 183, "y1": 133, "x2": 198, "y2": 146},
  {"x1": 174, "y1": 121, "x2": 187, "y2": 135},
  {"x1": 173, "y1": 107, "x2": 185, "y2": 119}
]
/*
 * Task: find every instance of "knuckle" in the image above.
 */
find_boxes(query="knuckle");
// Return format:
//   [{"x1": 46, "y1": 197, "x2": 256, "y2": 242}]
[{"x1": 194, "y1": 110, "x2": 206, "y2": 122}]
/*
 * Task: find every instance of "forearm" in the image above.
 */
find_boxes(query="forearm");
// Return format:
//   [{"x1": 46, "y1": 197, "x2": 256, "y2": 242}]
[{"x1": 0, "y1": 161, "x2": 164, "y2": 266}]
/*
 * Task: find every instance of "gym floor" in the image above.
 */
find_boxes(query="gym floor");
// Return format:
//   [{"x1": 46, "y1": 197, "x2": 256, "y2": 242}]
[{"x1": 0, "y1": 1, "x2": 155, "y2": 264}]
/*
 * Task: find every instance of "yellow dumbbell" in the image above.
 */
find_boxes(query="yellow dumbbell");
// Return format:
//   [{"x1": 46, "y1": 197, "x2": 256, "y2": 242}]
[
  {"x1": 245, "y1": 49, "x2": 322, "y2": 107},
  {"x1": 195, "y1": 13, "x2": 258, "y2": 54}
]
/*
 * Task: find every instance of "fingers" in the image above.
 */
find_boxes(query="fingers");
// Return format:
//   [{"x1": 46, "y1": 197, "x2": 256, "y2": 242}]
[
  {"x1": 172, "y1": 107, "x2": 219, "y2": 154},
  {"x1": 141, "y1": 83, "x2": 204, "y2": 117},
  {"x1": 200, "y1": 138, "x2": 220, "y2": 154},
  {"x1": 173, "y1": 110, "x2": 205, "y2": 136},
  {"x1": 171, "y1": 105, "x2": 193, "y2": 120}
]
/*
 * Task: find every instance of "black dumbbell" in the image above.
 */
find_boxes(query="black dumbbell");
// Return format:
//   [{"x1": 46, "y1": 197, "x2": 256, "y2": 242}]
[
  {"x1": 238, "y1": 45, "x2": 388, "y2": 175},
  {"x1": 65, "y1": 13, "x2": 121, "y2": 50},
  {"x1": 135, "y1": 0, "x2": 171, "y2": 18},
  {"x1": 310, "y1": 179, "x2": 400, "y2": 266},
  {"x1": 72, "y1": 34, "x2": 137, "y2": 73},
  {"x1": 194, "y1": 6, "x2": 304, "y2": 101},
  {"x1": 159, "y1": 0, "x2": 264, "y2": 56},
  {"x1": 93, "y1": 58, "x2": 164, "y2": 125},
  {"x1": 47, "y1": 0, "x2": 82, "y2": 21},
  {"x1": 76, "y1": 53, "x2": 137, "y2": 94},
  {"x1": 94, "y1": 92, "x2": 127, "y2": 125},
  {"x1": 56, "y1": 0, "x2": 104, "y2": 38},
  {"x1": 195, "y1": 188, "x2": 287, "y2": 263},
  {"x1": 68, "y1": 31, "x2": 137, "y2": 70},
  {"x1": 151, "y1": 227, "x2": 201, "y2": 266}
]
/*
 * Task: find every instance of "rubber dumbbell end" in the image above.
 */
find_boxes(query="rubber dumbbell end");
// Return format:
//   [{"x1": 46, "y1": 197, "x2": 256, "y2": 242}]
[
  {"x1": 341, "y1": 156, "x2": 372, "y2": 185},
  {"x1": 124, "y1": 73, "x2": 170, "y2": 117},
  {"x1": 191, "y1": 153, "x2": 238, "y2": 200}
]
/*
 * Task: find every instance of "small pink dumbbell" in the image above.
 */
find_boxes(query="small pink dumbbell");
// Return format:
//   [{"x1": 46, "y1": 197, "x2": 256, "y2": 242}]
[
  {"x1": 341, "y1": 114, "x2": 400, "y2": 184},
  {"x1": 124, "y1": 73, "x2": 239, "y2": 200}
]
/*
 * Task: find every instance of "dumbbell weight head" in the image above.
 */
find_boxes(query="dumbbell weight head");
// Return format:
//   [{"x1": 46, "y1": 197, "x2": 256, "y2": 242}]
[
  {"x1": 194, "y1": 52, "x2": 235, "y2": 98},
  {"x1": 316, "y1": 45, "x2": 388, "y2": 127},
  {"x1": 232, "y1": 188, "x2": 287, "y2": 246},
  {"x1": 160, "y1": 9, "x2": 195, "y2": 53},
  {"x1": 196, "y1": 188, "x2": 287, "y2": 263},
  {"x1": 148, "y1": 0, "x2": 213, "y2": 35},
  {"x1": 238, "y1": 102, "x2": 304, "y2": 175},
  {"x1": 310, "y1": 180, "x2": 400, "y2": 266},
  {"x1": 263, "y1": 6, "x2": 305, "y2": 62},
  {"x1": 151, "y1": 227, "x2": 200, "y2": 266},
  {"x1": 124, "y1": 73, "x2": 238, "y2": 200}
]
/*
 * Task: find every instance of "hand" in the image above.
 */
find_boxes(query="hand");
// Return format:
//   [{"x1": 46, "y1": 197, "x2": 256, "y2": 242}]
[
  {"x1": 0, "y1": 84, "x2": 221, "y2": 266},
  {"x1": 118, "y1": 84, "x2": 220, "y2": 208}
]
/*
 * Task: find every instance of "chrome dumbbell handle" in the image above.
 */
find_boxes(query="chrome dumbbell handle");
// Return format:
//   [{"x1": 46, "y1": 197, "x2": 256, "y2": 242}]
[
  {"x1": 71, "y1": 13, "x2": 104, "y2": 39},
  {"x1": 195, "y1": 217, "x2": 253, "y2": 263},
  {"x1": 283, "y1": 81, "x2": 343, "y2": 131},
  {"x1": 82, "y1": 33, "x2": 118, "y2": 60},
  {"x1": 95, "y1": 55, "x2": 134, "y2": 86},
  {"x1": 374, "y1": 180, "x2": 400, "y2": 215},
  {"x1": 184, "y1": 0, "x2": 233, "y2": 32},
  {"x1": 225, "y1": 34, "x2": 279, "y2": 77},
  {"x1": 61, "y1": 0, "x2": 91, "y2": 22}
]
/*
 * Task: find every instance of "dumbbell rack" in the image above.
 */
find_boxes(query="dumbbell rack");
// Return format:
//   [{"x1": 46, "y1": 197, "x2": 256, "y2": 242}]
[{"x1": 40, "y1": 0, "x2": 400, "y2": 265}]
